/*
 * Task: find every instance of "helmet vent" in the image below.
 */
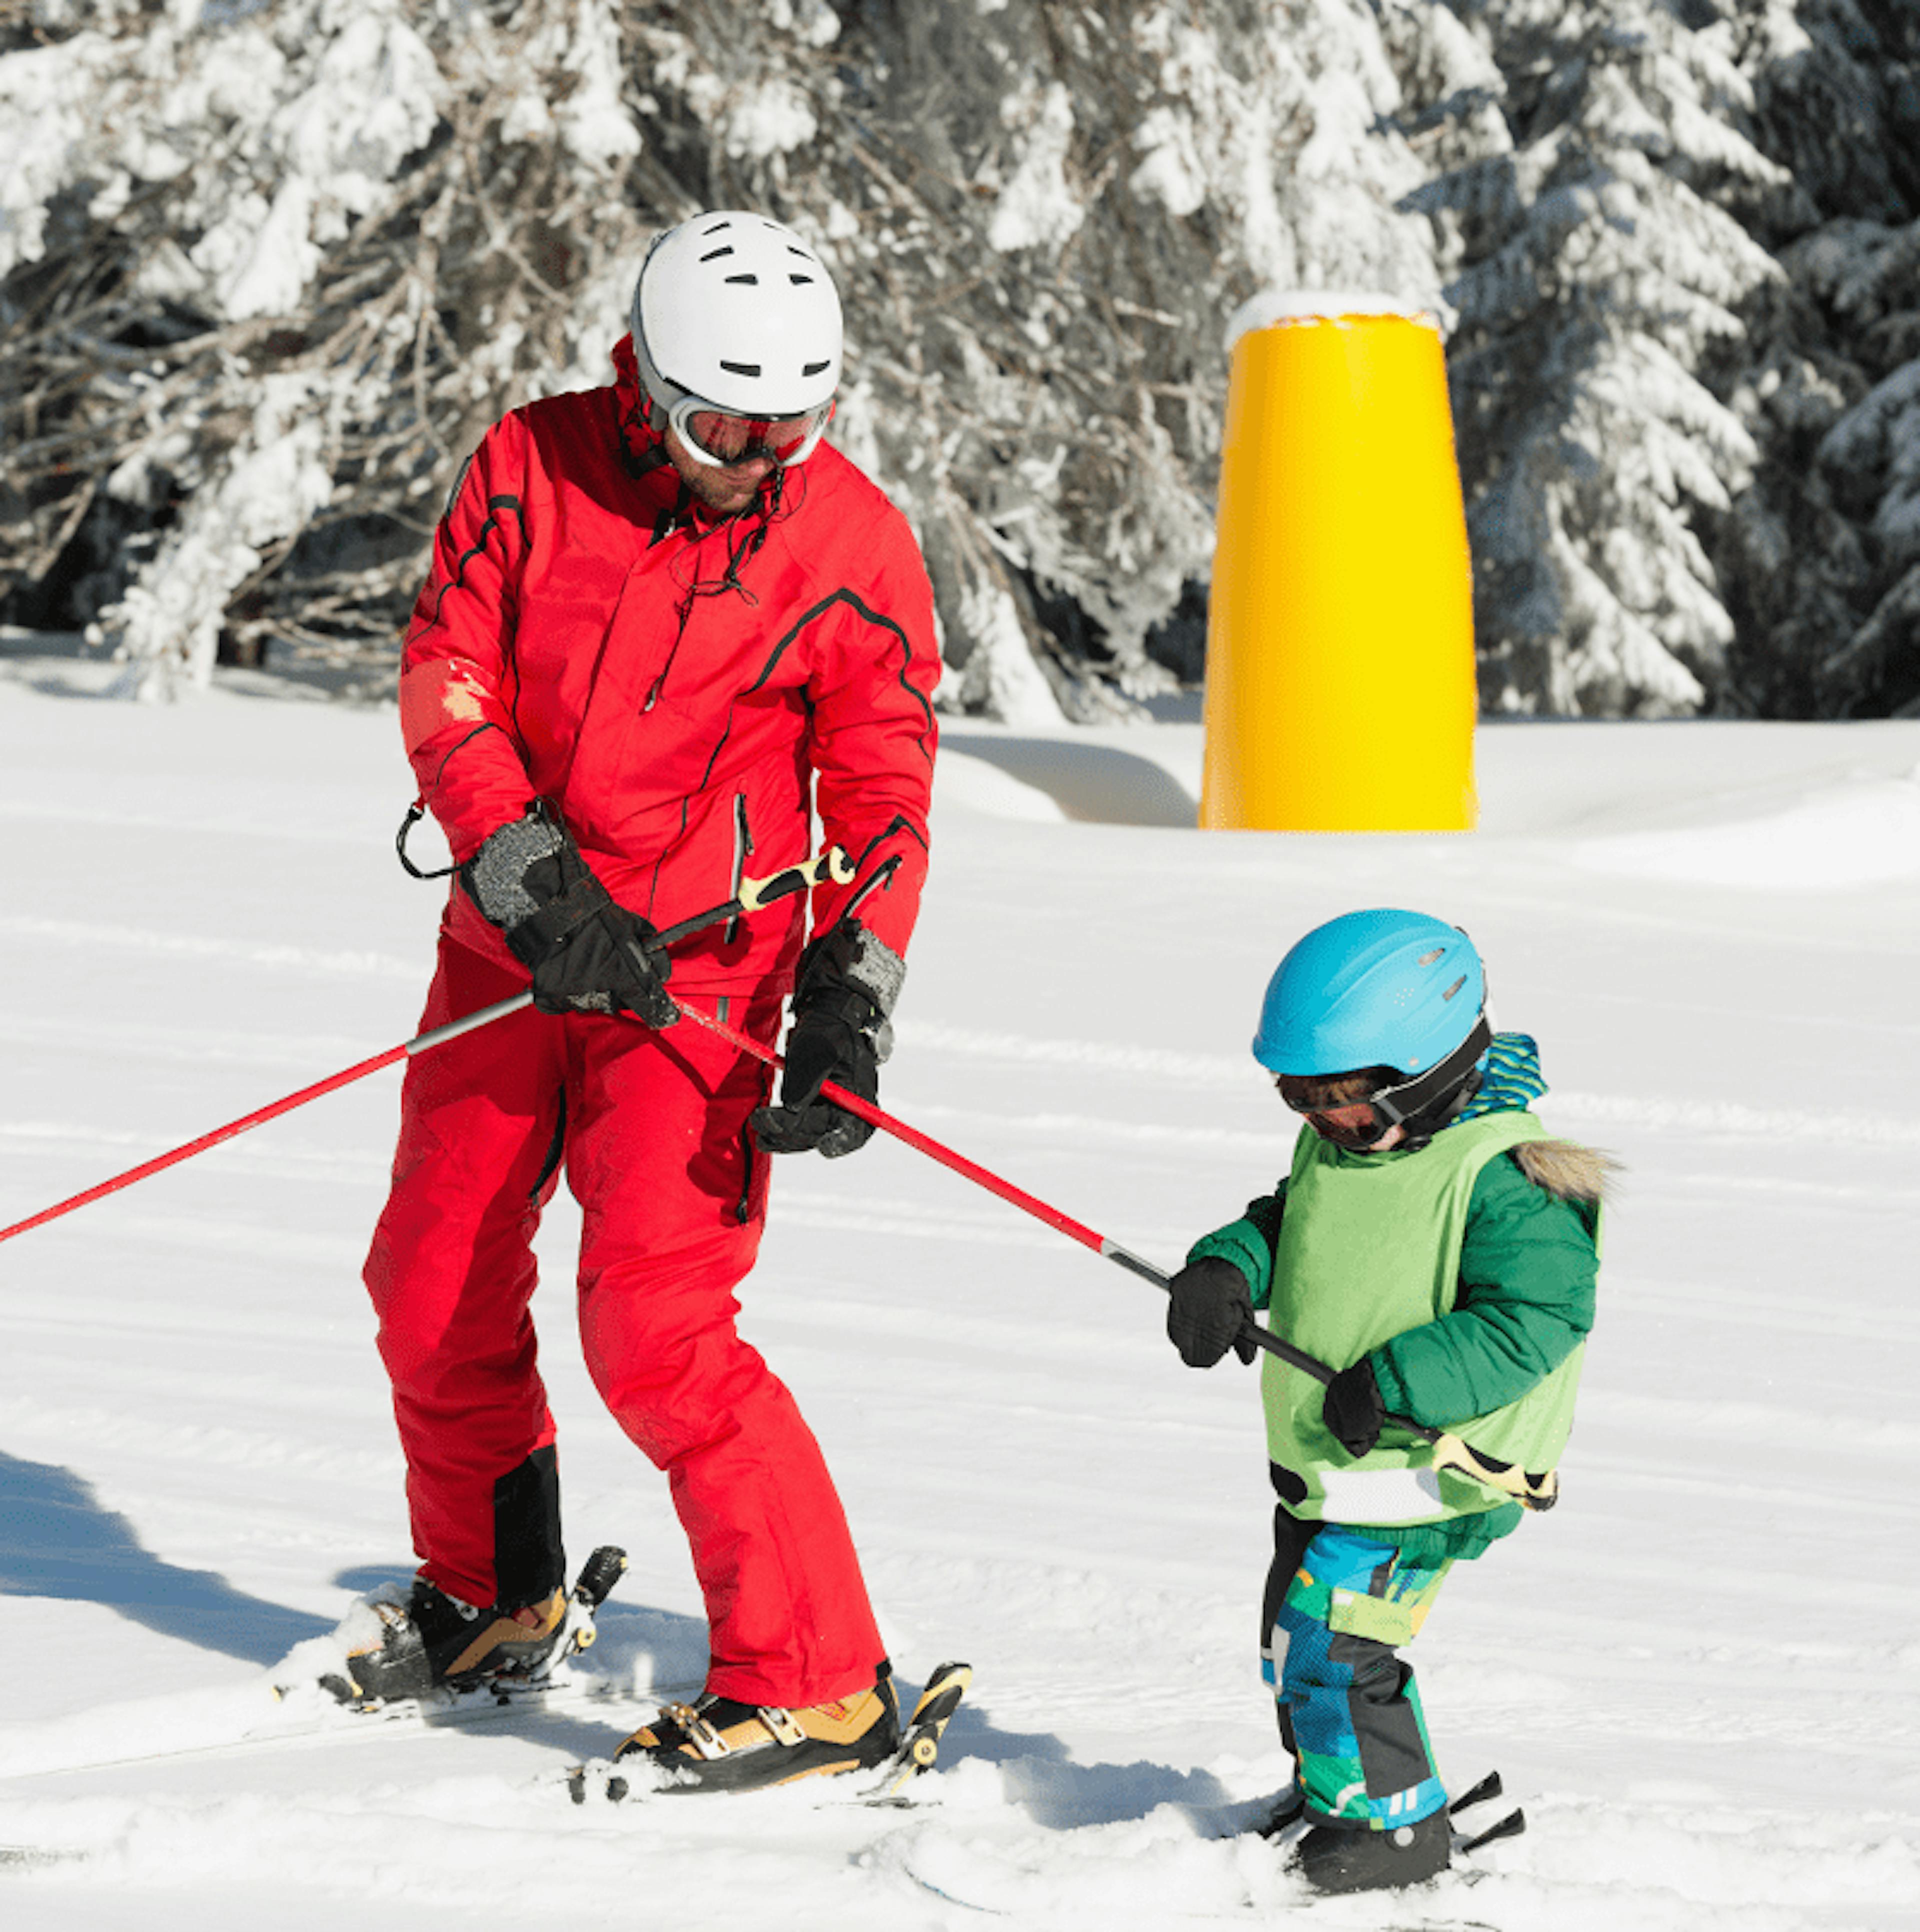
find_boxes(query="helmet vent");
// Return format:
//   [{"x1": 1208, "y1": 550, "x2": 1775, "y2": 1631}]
[
  {"x1": 788, "y1": 272, "x2": 814, "y2": 284},
  {"x1": 724, "y1": 272, "x2": 758, "y2": 284},
  {"x1": 699, "y1": 244, "x2": 735, "y2": 262},
  {"x1": 802, "y1": 359, "x2": 831, "y2": 376},
  {"x1": 1442, "y1": 974, "x2": 1466, "y2": 1001},
  {"x1": 719, "y1": 359, "x2": 762, "y2": 376},
  {"x1": 1417, "y1": 948, "x2": 1444, "y2": 966}
]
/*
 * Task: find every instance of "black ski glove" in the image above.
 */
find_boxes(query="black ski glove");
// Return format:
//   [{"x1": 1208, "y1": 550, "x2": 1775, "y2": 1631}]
[
  {"x1": 750, "y1": 920, "x2": 904, "y2": 1159},
  {"x1": 1166, "y1": 1257, "x2": 1260, "y2": 1368},
  {"x1": 1322, "y1": 1356, "x2": 1386, "y2": 1459},
  {"x1": 462, "y1": 803, "x2": 678, "y2": 1026}
]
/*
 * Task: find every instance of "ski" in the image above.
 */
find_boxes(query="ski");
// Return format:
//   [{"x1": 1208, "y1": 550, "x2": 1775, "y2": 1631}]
[
  {"x1": 1448, "y1": 1768, "x2": 1503, "y2": 1814},
  {"x1": 1454, "y1": 1804, "x2": 1526, "y2": 1856},
  {"x1": 863, "y1": 1658, "x2": 973, "y2": 1802},
  {"x1": 12, "y1": 1612, "x2": 654, "y2": 1786},
  {"x1": 564, "y1": 1658, "x2": 973, "y2": 1808},
  {"x1": 1252, "y1": 1767, "x2": 1520, "y2": 1852},
  {"x1": 1446, "y1": 1768, "x2": 1526, "y2": 1855}
]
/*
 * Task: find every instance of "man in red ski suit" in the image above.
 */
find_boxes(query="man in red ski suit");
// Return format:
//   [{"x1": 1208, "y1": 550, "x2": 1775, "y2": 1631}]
[{"x1": 349, "y1": 212, "x2": 939, "y2": 1790}]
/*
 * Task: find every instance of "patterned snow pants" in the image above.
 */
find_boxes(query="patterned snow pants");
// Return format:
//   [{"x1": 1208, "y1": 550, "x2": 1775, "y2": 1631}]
[{"x1": 1262, "y1": 1503, "x2": 1453, "y2": 1830}]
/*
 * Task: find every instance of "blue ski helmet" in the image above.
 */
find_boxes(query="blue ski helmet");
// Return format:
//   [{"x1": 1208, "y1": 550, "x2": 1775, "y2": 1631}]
[{"x1": 1252, "y1": 910, "x2": 1486, "y2": 1078}]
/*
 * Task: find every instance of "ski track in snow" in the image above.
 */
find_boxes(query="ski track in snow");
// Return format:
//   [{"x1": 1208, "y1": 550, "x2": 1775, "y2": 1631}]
[
  {"x1": 2, "y1": 665, "x2": 1919, "y2": 1929},
  {"x1": 0, "y1": 914, "x2": 420, "y2": 981}
]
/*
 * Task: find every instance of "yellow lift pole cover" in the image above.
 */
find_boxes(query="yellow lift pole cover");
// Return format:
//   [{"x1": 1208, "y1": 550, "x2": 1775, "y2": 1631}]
[{"x1": 1201, "y1": 298, "x2": 1478, "y2": 831}]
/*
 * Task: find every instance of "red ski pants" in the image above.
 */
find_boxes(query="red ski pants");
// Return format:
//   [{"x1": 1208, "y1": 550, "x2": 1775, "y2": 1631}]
[{"x1": 362, "y1": 937, "x2": 886, "y2": 1707}]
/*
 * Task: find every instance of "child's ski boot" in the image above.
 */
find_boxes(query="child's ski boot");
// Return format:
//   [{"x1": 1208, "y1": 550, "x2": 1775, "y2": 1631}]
[{"x1": 1293, "y1": 1810, "x2": 1452, "y2": 1893}]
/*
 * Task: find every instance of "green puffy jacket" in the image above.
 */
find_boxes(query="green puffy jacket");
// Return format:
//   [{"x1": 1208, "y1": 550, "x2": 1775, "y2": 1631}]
[{"x1": 1188, "y1": 1088, "x2": 1606, "y2": 1564}]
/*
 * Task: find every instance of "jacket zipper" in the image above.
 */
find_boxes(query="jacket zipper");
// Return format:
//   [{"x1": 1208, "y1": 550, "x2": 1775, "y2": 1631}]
[
  {"x1": 841, "y1": 852, "x2": 902, "y2": 927},
  {"x1": 726, "y1": 794, "x2": 754, "y2": 943}
]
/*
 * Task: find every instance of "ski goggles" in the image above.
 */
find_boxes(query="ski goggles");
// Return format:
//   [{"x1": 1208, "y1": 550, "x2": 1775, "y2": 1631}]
[
  {"x1": 667, "y1": 394, "x2": 832, "y2": 468},
  {"x1": 1276, "y1": 1016, "x2": 1495, "y2": 1152},
  {"x1": 1278, "y1": 1084, "x2": 1400, "y2": 1151}
]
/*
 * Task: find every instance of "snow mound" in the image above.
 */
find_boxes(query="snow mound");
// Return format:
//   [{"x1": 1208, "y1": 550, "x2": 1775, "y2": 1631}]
[{"x1": 1572, "y1": 770, "x2": 1920, "y2": 888}]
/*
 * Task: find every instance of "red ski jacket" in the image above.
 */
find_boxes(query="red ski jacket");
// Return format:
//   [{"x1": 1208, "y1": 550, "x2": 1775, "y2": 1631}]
[{"x1": 397, "y1": 336, "x2": 939, "y2": 996}]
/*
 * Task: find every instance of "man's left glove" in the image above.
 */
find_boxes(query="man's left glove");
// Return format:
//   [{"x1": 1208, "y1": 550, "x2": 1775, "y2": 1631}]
[
  {"x1": 461, "y1": 802, "x2": 678, "y2": 1026},
  {"x1": 750, "y1": 920, "x2": 904, "y2": 1159},
  {"x1": 1322, "y1": 1356, "x2": 1387, "y2": 1460}
]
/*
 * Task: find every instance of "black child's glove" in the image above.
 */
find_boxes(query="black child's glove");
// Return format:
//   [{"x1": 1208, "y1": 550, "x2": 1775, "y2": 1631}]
[
  {"x1": 751, "y1": 920, "x2": 904, "y2": 1159},
  {"x1": 1166, "y1": 1257, "x2": 1260, "y2": 1368},
  {"x1": 1322, "y1": 1356, "x2": 1387, "y2": 1459},
  {"x1": 462, "y1": 803, "x2": 678, "y2": 1026}
]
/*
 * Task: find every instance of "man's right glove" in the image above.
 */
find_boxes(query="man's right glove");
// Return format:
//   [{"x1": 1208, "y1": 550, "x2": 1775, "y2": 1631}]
[
  {"x1": 461, "y1": 802, "x2": 678, "y2": 1026},
  {"x1": 1166, "y1": 1256, "x2": 1260, "y2": 1368},
  {"x1": 750, "y1": 920, "x2": 904, "y2": 1159}
]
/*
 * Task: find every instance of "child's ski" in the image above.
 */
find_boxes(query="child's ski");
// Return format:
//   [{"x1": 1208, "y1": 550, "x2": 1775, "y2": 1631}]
[{"x1": 1446, "y1": 1768, "x2": 1526, "y2": 1854}]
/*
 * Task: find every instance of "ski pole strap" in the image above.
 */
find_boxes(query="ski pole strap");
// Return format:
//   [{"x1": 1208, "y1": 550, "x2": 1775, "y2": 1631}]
[{"x1": 394, "y1": 799, "x2": 456, "y2": 880}]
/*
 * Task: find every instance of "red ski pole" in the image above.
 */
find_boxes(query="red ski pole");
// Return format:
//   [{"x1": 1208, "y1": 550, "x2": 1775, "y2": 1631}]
[
  {"x1": 0, "y1": 849, "x2": 851, "y2": 1249},
  {"x1": 680, "y1": 1002, "x2": 1558, "y2": 1513},
  {"x1": 685, "y1": 1002, "x2": 1146, "y2": 1276}
]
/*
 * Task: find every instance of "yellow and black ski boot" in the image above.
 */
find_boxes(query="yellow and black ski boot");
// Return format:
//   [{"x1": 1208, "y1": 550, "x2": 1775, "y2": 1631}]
[
  {"x1": 615, "y1": 1662, "x2": 901, "y2": 1794},
  {"x1": 338, "y1": 1544, "x2": 626, "y2": 1704}
]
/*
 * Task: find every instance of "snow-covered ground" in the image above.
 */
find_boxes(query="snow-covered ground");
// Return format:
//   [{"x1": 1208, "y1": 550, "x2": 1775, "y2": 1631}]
[{"x1": 2, "y1": 631, "x2": 1918, "y2": 1930}]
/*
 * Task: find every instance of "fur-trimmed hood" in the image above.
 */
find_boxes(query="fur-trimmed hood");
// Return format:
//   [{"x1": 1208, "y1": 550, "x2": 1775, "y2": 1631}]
[{"x1": 1514, "y1": 1137, "x2": 1620, "y2": 1204}]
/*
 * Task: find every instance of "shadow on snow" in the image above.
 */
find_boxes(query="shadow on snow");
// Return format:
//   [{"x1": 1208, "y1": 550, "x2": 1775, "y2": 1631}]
[
  {"x1": 944, "y1": 735, "x2": 1198, "y2": 826},
  {"x1": 0, "y1": 1449, "x2": 335, "y2": 1664}
]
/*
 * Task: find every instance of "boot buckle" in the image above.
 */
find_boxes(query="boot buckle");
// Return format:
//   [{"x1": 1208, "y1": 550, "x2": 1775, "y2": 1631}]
[
  {"x1": 758, "y1": 1706, "x2": 806, "y2": 1748},
  {"x1": 661, "y1": 1702, "x2": 732, "y2": 1761}
]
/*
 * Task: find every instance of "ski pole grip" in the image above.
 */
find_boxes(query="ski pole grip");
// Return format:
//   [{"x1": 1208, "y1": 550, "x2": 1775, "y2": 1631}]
[
  {"x1": 1244, "y1": 1318, "x2": 1562, "y2": 1512},
  {"x1": 1426, "y1": 1432, "x2": 1560, "y2": 1512},
  {"x1": 737, "y1": 844, "x2": 854, "y2": 912},
  {"x1": 645, "y1": 848, "x2": 854, "y2": 954}
]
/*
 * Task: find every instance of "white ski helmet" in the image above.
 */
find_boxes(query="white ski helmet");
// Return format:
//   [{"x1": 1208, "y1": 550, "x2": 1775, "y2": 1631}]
[{"x1": 630, "y1": 210, "x2": 842, "y2": 466}]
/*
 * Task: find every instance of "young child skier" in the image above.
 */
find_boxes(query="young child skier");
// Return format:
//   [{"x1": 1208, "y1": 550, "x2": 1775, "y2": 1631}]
[{"x1": 1164, "y1": 908, "x2": 1608, "y2": 1896}]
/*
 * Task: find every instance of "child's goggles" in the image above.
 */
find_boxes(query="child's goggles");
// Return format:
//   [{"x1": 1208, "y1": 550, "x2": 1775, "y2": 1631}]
[
  {"x1": 668, "y1": 394, "x2": 832, "y2": 468},
  {"x1": 1276, "y1": 1016, "x2": 1494, "y2": 1152},
  {"x1": 1278, "y1": 1086, "x2": 1400, "y2": 1150}
]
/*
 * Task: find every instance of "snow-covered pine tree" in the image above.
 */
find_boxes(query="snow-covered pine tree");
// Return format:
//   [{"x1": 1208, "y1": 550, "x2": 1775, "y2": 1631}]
[
  {"x1": 11, "y1": 0, "x2": 1916, "y2": 717},
  {"x1": 2, "y1": 0, "x2": 1459, "y2": 717},
  {"x1": 1716, "y1": 0, "x2": 1920, "y2": 717},
  {"x1": 0, "y1": 0, "x2": 645, "y2": 698},
  {"x1": 1423, "y1": 0, "x2": 1791, "y2": 716},
  {"x1": 624, "y1": 0, "x2": 1457, "y2": 721}
]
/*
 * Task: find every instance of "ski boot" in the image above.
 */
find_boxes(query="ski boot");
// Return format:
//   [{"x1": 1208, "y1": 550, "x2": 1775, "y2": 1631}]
[
  {"x1": 1252, "y1": 1782, "x2": 1306, "y2": 1841},
  {"x1": 1292, "y1": 1809, "x2": 1452, "y2": 1894},
  {"x1": 338, "y1": 1545, "x2": 626, "y2": 1704},
  {"x1": 614, "y1": 1662, "x2": 901, "y2": 1794}
]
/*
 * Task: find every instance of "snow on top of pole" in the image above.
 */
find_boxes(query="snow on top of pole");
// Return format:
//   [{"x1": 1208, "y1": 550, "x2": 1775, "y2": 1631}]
[{"x1": 1224, "y1": 290, "x2": 1444, "y2": 354}]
